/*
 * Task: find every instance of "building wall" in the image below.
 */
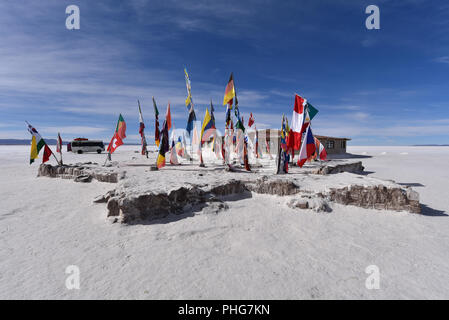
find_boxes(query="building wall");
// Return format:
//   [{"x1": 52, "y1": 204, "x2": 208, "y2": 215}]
[
  {"x1": 247, "y1": 130, "x2": 348, "y2": 155},
  {"x1": 316, "y1": 137, "x2": 347, "y2": 154}
]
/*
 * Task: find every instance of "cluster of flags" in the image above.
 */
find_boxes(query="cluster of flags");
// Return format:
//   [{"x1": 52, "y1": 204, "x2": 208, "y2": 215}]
[
  {"x1": 281, "y1": 93, "x2": 326, "y2": 171},
  {"x1": 25, "y1": 68, "x2": 328, "y2": 175}
]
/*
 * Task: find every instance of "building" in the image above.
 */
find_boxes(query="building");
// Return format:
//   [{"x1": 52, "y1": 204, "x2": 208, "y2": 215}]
[
  {"x1": 314, "y1": 135, "x2": 350, "y2": 155},
  {"x1": 247, "y1": 129, "x2": 350, "y2": 155}
]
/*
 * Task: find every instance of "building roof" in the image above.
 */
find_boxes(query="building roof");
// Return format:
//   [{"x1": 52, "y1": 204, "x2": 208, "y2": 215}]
[
  {"x1": 314, "y1": 135, "x2": 351, "y2": 141},
  {"x1": 248, "y1": 129, "x2": 351, "y2": 141}
]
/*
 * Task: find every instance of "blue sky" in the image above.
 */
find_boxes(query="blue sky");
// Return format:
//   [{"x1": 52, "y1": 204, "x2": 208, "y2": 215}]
[{"x1": 0, "y1": 0, "x2": 448, "y2": 145}]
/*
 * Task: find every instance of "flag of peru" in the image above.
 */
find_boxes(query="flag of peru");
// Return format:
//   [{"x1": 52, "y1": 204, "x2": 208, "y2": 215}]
[
  {"x1": 297, "y1": 126, "x2": 316, "y2": 168},
  {"x1": 287, "y1": 94, "x2": 308, "y2": 151}
]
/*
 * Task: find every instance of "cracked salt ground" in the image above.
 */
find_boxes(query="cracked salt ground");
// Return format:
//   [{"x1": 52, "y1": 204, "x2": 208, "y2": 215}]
[{"x1": 0, "y1": 145, "x2": 448, "y2": 299}]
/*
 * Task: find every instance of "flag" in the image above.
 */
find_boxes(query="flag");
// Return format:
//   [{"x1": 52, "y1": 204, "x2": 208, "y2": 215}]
[
  {"x1": 210, "y1": 100, "x2": 216, "y2": 127},
  {"x1": 234, "y1": 106, "x2": 245, "y2": 132},
  {"x1": 27, "y1": 123, "x2": 46, "y2": 160},
  {"x1": 186, "y1": 105, "x2": 196, "y2": 136},
  {"x1": 315, "y1": 137, "x2": 327, "y2": 161},
  {"x1": 138, "y1": 100, "x2": 147, "y2": 155},
  {"x1": 153, "y1": 97, "x2": 160, "y2": 147},
  {"x1": 56, "y1": 132, "x2": 63, "y2": 154},
  {"x1": 115, "y1": 114, "x2": 126, "y2": 139},
  {"x1": 192, "y1": 123, "x2": 199, "y2": 145},
  {"x1": 200, "y1": 108, "x2": 215, "y2": 145},
  {"x1": 248, "y1": 112, "x2": 255, "y2": 127},
  {"x1": 27, "y1": 122, "x2": 49, "y2": 164},
  {"x1": 307, "y1": 102, "x2": 319, "y2": 121},
  {"x1": 225, "y1": 105, "x2": 232, "y2": 127},
  {"x1": 107, "y1": 114, "x2": 126, "y2": 154},
  {"x1": 184, "y1": 68, "x2": 196, "y2": 136},
  {"x1": 42, "y1": 144, "x2": 52, "y2": 163},
  {"x1": 176, "y1": 137, "x2": 184, "y2": 157},
  {"x1": 156, "y1": 120, "x2": 170, "y2": 168},
  {"x1": 223, "y1": 73, "x2": 236, "y2": 105},
  {"x1": 287, "y1": 94, "x2": 309, "y2": 151},
  {"x1": 184, "y1": 67, "x2": 191, "y2": 93},
  {"x1": 107, "y1": 132, "x2": 123, "y2": 154},
  {"x1": 277, "y1": 116, "x2": 290, "y2": 174},
  {"x1": 170, "y1": 140, "x2": 180, "y2": 165},
  {"x1": 30, "y1": 135, "x2": 38, "y2": 164},
  {"x1": 298, "y1": 126, "x2": 316, "y2": 168},
  {"x1": 280, "y1": 115, "x2": 288, "y2": 151},
  {"x1": 166, "y1": 102, "x2": 172, "y2": 131}
]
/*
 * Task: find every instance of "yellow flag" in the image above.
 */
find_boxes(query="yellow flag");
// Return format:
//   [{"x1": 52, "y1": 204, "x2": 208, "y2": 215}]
[{"x1": 30, "y1": 135, "x2": 38, "y2": 164}]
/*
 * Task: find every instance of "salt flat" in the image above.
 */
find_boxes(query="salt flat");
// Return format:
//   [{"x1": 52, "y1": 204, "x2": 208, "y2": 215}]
[{"x1": 0, "y1": 145, "x2": 448, "y2": 299}]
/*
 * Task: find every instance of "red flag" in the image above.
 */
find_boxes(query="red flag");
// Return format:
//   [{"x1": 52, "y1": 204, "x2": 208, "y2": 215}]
[
  {"x1": 166, "y1": 103, "x2": 172, "y2": 131},
  {"x1": 287, "y1": 94, "x2": 308, "y2": 151},
  {"x1": 248, "y1": 112, "x2": 255, "y2": 127},
  {"x1": 107, "y1": 132, "x2": 123, "y2": 154},
  {"x1": 56, "y1": 133, "x2": 63, "y2": 154},
  {"x1": 42, "y1": 144, "x2": 52, "y2": 163}
]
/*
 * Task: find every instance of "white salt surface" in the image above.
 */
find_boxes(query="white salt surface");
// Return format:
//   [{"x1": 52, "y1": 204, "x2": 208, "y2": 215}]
[{"x1": 0, "y1": 145, "x2": 448, "y2": 299}]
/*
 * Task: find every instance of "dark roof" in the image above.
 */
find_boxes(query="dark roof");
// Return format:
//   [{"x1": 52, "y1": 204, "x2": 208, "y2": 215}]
[
  {"x1": 248, "y1": 129, "x2": 351, "y2": 141},
  {"x1": 315, "y1": 135, "x2": 351, "y2": 141}
]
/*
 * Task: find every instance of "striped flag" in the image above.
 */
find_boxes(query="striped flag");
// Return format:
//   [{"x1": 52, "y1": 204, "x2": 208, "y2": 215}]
[
  {"x1": 298, "y1": 126, "x2": 316, "y2": 167},
  {"x1": 138, "y1": 100, "x2": 147, "y2": 155},
  {"x1": 153, "y1": 97, "x2": 160, "y2": 147},
  {"x1": 27, "y1": 122, "x2": 52, "y2": 164}
]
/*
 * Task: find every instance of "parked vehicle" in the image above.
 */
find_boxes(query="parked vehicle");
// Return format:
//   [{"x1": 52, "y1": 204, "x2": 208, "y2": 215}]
[{"x1": 69, "y1": 138, "x2": 105, "y2": 154}]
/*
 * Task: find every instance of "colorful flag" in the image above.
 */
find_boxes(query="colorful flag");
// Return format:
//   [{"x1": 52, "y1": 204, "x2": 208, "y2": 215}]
[
  {"x1": 166, "y1": 102, "x2": 172, "y2": 131},
  {"x1": 56, "y1": 132, "x2": 63, "y2": 154},
  {"x1": 298, "y1": 126, "x2": 316, "y2": 168},
  {"x1": 184, "y1": 68, "x2": 196, "y2": 136},
  {"x1": 176, "y1": 136, "x2": 184, "y2": 157},
  {"x1": 30, "y1": 135, "x2": 38, "y2": 164},
  {"x1": 138, "y1": 100, "x2": 148, "y2": 155},
  {"x1": 307, "y1": 102, "x2": 319, "y2": 121},
  {"x1": 287, "y1": 94, "x2": 307, "y2": 151},
  {"x1": 115, "y1": 114, "x2": 126, "y2": 140},
  {"x1": 277, "y1": 116, "x2": 290, "y2": 174},
  {"x1": 234, "y1": 106, "x2": 245, "y2": 133},
  {"x1": 192, "y1": 123, "x2": 199, "y2": 145},
  {"x1": 315, "y1": 137, "x2": 327, "y2": 161},
  {"x1": 200, "y1": 108, "x2": 215, "y2": 145},
  {"x1": 42, "y1": 144, "x2": 52, "y2": 163},
  {"x1": 27, "y1": 123, "x2": 46, "y2": 164},
  {"x1": 210, "y1": 100, "x2": 215, "y2": 127},
  {"x1": 107, "y1": 114, "x2": 126, "y2": 154},
  {"x1": 280, "y1": 115, "x2": 288, "y2": 151},
  {"x1": 223, "y1": 73, "x2": 236, "y2": 106},
  {"x1": 107, "y1": 133, "x2": 123, "y2": 154},
  {"x1": 27, "y1": 122, "x2": 52, "y2": 164},
  {"x1": 169, "y1": 140, "x2": 180, "y2": 165},
  {"x1": 248, "y1": 112, "x2": 255, "y2": 128},
  {"x1": 156, "y1": 120, "x2": 169, "y2": 169},
  {"x1": 153, "y1": 97, "x2": 160, "y2": 147}
]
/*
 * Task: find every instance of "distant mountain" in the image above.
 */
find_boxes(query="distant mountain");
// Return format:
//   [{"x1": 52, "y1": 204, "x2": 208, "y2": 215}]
[
  {"x1": 0, "y1": 139, "x2": 143, "y2": 146},
  {"x1": 412, "y1": 144, "x2": 449, "y2": 146},
  {"x1": 0, "y1": 139, "x2": 66, "y2": 145}
]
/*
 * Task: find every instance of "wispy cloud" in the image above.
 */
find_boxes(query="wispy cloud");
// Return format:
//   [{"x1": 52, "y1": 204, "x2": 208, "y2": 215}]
[{"x1": 434, "y1": 56, "x2": 449, "y2": 64}]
